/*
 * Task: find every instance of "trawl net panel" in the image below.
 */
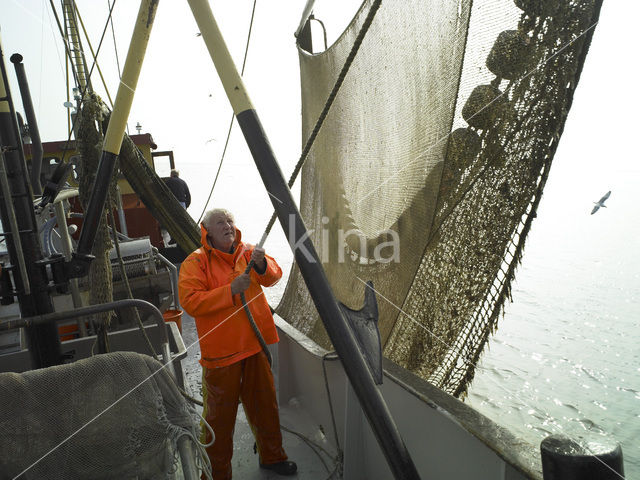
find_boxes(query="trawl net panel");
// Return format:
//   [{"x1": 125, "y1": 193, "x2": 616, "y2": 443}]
[{"x1": 278, "y1": 0, "x2": 602, "y2": 396}]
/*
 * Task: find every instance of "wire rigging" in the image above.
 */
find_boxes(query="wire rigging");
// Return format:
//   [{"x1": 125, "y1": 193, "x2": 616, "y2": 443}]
[
  {"x1": 75, "y1": 0, "x2": 117, "y2": 100},
  {"x1": 42, "y1": 1, "x2": 72, "y2": 132},
  {"x1": 43, "y1": 1, "x2": 67, "y2": 83},
  {"x1": 48, "y1": 1, "x2": 80, "y2": 94},
  {"x1": 107, "y1": 0, "x2": 122, "y2": 79},
  {"x1": 74, "y1": 3, "x2": 116, "y2": 107}
]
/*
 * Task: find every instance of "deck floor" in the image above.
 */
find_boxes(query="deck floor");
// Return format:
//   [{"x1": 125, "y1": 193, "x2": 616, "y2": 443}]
[{"x1": 179, "y1": 311, "x2": 337, "y2": 479}]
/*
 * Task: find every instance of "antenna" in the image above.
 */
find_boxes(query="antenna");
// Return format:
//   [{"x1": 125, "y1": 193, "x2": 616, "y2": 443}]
[{"x1": 135, "y1": 122, "x2": 142, "y2": 134}]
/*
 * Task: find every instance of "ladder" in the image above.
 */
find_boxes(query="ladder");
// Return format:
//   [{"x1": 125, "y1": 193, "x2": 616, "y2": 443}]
[{"x1": 62, "y1": 0, "x2": 92, "y2": 94}]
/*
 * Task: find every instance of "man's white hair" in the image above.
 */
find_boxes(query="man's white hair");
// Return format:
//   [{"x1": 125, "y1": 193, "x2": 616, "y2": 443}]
[{"x1": 202, "y1": 208, "x2": 235, "y2": 230}]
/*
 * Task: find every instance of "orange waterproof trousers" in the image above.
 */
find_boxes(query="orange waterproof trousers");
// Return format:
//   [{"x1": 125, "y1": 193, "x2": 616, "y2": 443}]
[{"x1": 201, "y1": 351, "x2": 287, "y2": 480}]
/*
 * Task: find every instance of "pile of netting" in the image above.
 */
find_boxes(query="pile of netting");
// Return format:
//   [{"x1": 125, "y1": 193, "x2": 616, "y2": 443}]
[
  {"x1": 0, "y1": 351, "x2": 210, "y2": 479},
  {"x1": 278, "y1": 0, "x2": 602, "y2": 396}
]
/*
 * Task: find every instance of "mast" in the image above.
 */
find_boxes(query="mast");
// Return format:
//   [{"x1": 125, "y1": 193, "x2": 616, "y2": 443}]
[{"x1": 62, "y1": 0, "x2": 92, "y2": 95}]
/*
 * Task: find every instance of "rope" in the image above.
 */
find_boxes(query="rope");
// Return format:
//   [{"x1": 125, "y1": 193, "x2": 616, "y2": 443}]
[
  {"x1": 197, "y1": 115, "x2": 232, "y2": 224},
  {"x1": 179, "y1": 386, "x2": 204, "y2": 407},
  {"x1": 240, "y1": 289, "x2": 272, "y2": 365},
  {"x1": 274, "y1": 353, "x2": 343, "y2": 477},
  {"x1": 280, "y1": 425, "x2": 332, "y2": 473},
  {"x1": 197, "y1": 0, "x2": 258, "y2": 224}
]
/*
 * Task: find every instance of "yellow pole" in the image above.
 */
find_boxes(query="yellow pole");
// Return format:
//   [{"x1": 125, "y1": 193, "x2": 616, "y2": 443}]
[
  {"x1": 73, "y1": 0, "x2": 159, "y2": 269},
  {"x1": 103, "y1": 0, "x2": 158, "y2": 154}
]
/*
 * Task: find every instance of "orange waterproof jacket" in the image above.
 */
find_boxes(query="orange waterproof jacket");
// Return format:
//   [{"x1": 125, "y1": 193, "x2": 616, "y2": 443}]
[{"x1": 178, "y1": 225, "x2": 282, "y2": 368}]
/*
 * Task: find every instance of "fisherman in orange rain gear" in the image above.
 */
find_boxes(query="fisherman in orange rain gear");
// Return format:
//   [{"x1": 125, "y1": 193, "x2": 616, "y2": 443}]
[{"x1": 178, "y1": 208, "x2": 297, "y2": 480}]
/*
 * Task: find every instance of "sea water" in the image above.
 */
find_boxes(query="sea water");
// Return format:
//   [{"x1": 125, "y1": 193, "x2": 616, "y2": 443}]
[{"x1": 464, "y1": 159, "x2": 640, "y2": 477}]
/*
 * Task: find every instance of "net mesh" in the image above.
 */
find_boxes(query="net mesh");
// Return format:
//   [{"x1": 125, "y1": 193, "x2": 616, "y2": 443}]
[
  {"x1": 0, "y1": 351, "x2": 210, "y2": 479},
  {"x1": 277, "y1": 0, "x2": 602, "y2": 396}
]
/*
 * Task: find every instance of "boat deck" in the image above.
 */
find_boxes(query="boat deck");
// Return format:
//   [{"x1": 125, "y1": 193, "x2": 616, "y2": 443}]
[{"x1": 180, "y1": 311, "x2": 336, "y2": 479}]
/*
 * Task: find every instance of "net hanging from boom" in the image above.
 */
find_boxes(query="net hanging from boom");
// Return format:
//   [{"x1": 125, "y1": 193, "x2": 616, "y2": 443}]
[{"x1": 277, "y1": 0, "x2": 602, "y2": 396}]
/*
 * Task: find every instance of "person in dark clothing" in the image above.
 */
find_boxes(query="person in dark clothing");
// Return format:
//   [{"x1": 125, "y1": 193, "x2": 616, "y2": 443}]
[
  {"x1": 164, "y1": 169, "x2": 191, "y2": 208},
  {"x1": 161, "y1": 169, "x2": 191, "y2": 246}
]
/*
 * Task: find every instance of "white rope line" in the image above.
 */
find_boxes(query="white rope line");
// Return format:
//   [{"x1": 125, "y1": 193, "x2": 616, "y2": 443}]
[
  {"x1": 118, "y1": 78, "x2": 136, "y2": 94},
  {"x1": 267, "y1": 191, "x2": 284, "y2": 204}
]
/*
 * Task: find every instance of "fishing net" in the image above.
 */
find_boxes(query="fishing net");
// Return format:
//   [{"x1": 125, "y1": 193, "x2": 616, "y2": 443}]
[
  {"x1": 0, "y1": 351, "x2": 210, "y2": 479},
  {"x1": 77, "y1": 93, "x2": 118, "y2": 339},
  {"x1": 278, "y1": 0, "x2": 602, "y2": 396}
]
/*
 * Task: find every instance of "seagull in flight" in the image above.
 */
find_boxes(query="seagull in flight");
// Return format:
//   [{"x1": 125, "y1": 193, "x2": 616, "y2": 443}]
[{"x1": 591, "y1": 190, "x2": 611, "y2": 215}]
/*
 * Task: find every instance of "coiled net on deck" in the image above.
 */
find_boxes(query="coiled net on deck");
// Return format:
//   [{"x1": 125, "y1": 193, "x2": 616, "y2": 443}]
[
  {"x1": 277, "y1": 0, "x2": 602, "y2": 396},
  {"x1": 0, "y1": 352, "x2": 210, "y2": 479}
]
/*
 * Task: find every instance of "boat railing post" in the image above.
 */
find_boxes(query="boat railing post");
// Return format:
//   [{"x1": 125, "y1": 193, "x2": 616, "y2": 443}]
[
  {"x1": 154, "y1": 249, "x2": 180, "y2": 310},
  {"x1": 115, "y1": 184, "x2": 129, "y2": 238},
  {"x1": 540, "y1": 433, "x2": 624, "y2": 479},
  {"x1": 177, "y1": 436, "x2": 200, "y2": 480}
]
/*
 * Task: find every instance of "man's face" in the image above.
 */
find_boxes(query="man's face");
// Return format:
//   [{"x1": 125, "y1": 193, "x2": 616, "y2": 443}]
[{"x1": 208, "y1": 213, "x2": 236, "y2": 251}]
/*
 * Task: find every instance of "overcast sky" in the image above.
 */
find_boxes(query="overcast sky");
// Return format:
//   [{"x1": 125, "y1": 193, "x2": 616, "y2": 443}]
[
  {"x1": 0, "y1": 1, "x2": 362, "y2": 173},
  {"x1": 1, "y1": 0, "x2": 638, "y2": 230}
]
